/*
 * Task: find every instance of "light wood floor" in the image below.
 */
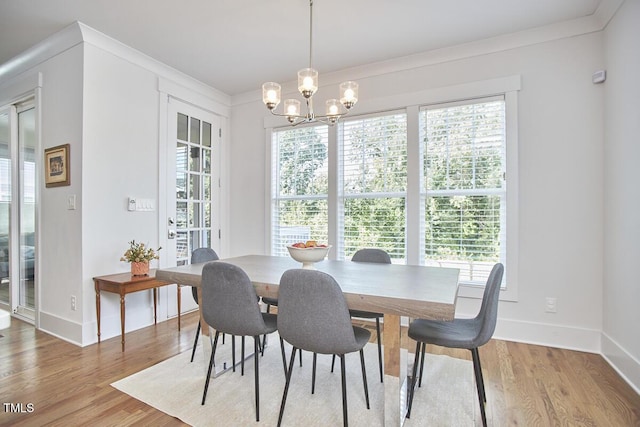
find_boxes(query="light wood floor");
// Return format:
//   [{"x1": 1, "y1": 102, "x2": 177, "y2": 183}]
[{"x1": 1, "y1": 313, "x2": 639, "y2": 426}]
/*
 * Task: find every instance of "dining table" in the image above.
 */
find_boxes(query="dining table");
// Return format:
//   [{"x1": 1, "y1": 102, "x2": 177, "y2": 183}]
[{"x1": 155, "y1": 254, "x2": 460, "y2": 426}]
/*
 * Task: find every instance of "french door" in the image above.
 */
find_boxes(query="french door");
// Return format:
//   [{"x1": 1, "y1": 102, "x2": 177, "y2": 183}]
[
  {"x1": 164, "y1": 98, "x2": 220, "y2": 316},
  {"x1": 0, "y1": 100, "x2": 37, "y2": 321}
]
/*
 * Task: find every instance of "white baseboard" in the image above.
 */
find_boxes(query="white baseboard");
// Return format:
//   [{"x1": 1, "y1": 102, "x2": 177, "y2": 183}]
[
  {"x1": 493, "y1": 317, "x2": 601, "y2": 353},
  {"x1": 39, "y1": 310, "x2": 83, "y2": 346},
  {"x1": 601, "y1": 333, "x2": 640, "y2": 395}
]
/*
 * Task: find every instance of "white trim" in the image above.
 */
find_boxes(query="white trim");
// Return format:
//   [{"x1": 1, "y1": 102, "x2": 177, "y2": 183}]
[
  {"x1": 0, "y1": 21, "x2": 231, "y2": 111},
  {"x1": 494, "y1": 317, "x2": 601, "y2": 353},
  {"x1": 0, "y1": 23, "x2": 83, "y2": 82},
  {"x1": 38, "y1": 310, "x2": 84, "y2": 347},
  {"x1": 158, "y1": 77, "x2": 230, "y2": 119},
  {"x1": 601, "y1": 332, "x2": 640, "y2": 395},
  {"x1": 405, "y1": 105, "x2": 421, "y2": 265}
]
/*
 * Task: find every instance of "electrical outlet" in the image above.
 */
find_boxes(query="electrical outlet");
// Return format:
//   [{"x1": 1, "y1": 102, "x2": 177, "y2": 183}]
[
  {"x1": 545, "y1": 297, "x2": 557, "y2": 313},
  {"x1": 71, "y1": 295, "x2": 77, "y2": 311}
]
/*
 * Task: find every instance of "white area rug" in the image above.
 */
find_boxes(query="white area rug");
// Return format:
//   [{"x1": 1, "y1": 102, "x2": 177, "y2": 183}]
[{"x1": 112, "y1": 335, "x2": 477, "y2": 426}]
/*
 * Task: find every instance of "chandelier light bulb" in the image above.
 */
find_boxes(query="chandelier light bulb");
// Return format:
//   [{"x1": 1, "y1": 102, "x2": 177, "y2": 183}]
[
  {"x1": 326, "y1": 99, "x2": 341, "y2": 116},
  {"x1": 298, "y1": 68, "x2": 318, "y2": 98},
  {"x1": 340, "y1": 81, "x2": 359, "y2": 109},
  {"x1": 284, "y1": 99, "x2": 301, "y2": 117},
  {"x1": 262, "y1": 82, "x2": 281, "y2": 110}
]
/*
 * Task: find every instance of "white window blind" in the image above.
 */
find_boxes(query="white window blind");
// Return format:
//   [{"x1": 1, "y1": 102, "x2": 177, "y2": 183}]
[
  {"x1": 272, "y1": 125, "x2": 329, "y2": 256},
  {"x1": 420, "y1": 97, "x2": 506, "y2": 285},
  {"x1": 339, "y1": 113, "x2": 407, "y2": 261}
]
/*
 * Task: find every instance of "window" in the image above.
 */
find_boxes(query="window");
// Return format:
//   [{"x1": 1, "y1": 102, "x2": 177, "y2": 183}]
[
  {"x1": 271, "y1": 125, "x2": 329, "y2": 256},
  {"x1": 339, "y1": 113, "x2": 407, "y2": 261},
  {"x1": 267, "y1": 77, "x2": 518, "y2": 297},
  {"x1": 420, "y1": 97, "x2": 506, "y2": 286}
]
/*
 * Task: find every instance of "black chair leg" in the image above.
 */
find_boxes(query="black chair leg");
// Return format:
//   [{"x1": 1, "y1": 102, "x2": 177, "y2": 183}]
[
  {"x1": 471, "y1": 348, "x2": 488, "y2": 426},
  {"x1": 331, "y1": 354, "x2": 336, "y2": 372},
  {"x1": 241, "y1": 336, "x2": 245, "y2": 376},
  {"x1": 190, "y1": 321, "x2": 201, "y2": 362},
  {"x1": 375, "y1": 317, "x2": 383, "y2": 383},
  {"x1": 471, "y1": 348, "x2": 487, "y2": 402},
  {"x1": 277, "y1": 347, "x2": 298, "y2": 427},
  {"x1": 340, "y1": 354, "x2": 348, "y2": 427},
  {"x1": 406, "y1": 341, "x2": 421, "y2": 418},
  {"x1": 359, "y1": 349, "x2": 370, "y2": 409},
  {"x1": 231, "y1": 335, "x2": 236, "y2": 372},
  {"x1": 201, "y1": 331, "x2": 220, "y2": 405},
  {"x1": 312, "y1": 352, "x2": 317, "y2": 394},
  {"x1": 418, "y1": 341, "x2": 426, "y2": 387},
  {"x1": 254, "y1": 336, "x2": 260, "y2": 422},
  {"x1": 279, "y1": 337, "x2": 288, "y2": 376}
]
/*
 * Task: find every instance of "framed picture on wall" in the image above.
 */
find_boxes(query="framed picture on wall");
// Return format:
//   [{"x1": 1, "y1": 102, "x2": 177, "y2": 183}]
[{"x1": 44, "y1": 144, "x2": 70, "y2": 188}]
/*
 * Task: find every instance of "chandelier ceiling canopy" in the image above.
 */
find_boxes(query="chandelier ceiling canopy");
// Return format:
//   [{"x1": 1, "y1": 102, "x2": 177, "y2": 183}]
[{"x1": 262, "y1": 0, "x2": 358, "y2": 126}]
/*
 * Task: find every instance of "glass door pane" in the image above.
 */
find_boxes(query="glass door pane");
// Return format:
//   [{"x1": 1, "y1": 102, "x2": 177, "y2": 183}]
[
  {"x1": 175, "y1": 113, "x2": 215, "y2": 266},
  {"x1": 164, "y1": 99, "x2": 220, "y2": 319},
  {"x1": 18, "y1": 107, "x2": 35, "y2": 312},
  {"x1": 0, "y1": 111, "x2": 9, "y2": 306}
]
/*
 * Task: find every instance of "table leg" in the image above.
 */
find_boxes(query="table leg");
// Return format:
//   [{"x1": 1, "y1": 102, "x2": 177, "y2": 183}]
[
  {"x1": 197, "y1": 287, "x2": 209, "y2": 337},
  {"x1": 177, "y1": 285, "x2": 182, "y2": 331},
  {"x1": 120, "y1": 294, "x2": 126, "y2": 352},
  {"x1": 95, "y1": 281, "x2": 101, "y2": 343},
  {"x1": 153, "y1": 288, "x2": 158, "y2": 325},
  {"x1": 383, "y1": 313, "x2": 408, "y2": 426}
]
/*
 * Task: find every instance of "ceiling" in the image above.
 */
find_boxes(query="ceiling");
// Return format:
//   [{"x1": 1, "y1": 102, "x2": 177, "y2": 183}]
[{"x1": 0, "y1": 0, "x2": 606, "y2": 96}]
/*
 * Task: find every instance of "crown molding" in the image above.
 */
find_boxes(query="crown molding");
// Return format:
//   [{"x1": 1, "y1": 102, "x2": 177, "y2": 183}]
[
  {"x1": 232, "y1": 0, "x2": 625, "y2": 108},
  {"x1": 0, "y1": 21, "x2": 231, "y2": 108}
]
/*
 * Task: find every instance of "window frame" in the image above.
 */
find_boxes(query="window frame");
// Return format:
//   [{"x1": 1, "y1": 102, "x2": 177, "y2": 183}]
[
  {"x1": 265, "y1": 76, "x2": 520, "y2": 301},
  {"x1": 337, "y1": 110, "x2": 408, "y2": 262}
]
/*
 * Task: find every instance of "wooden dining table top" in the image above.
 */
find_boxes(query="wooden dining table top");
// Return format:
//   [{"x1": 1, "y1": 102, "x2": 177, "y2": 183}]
[{"x1": 156, "y1": 254, "x2": 460, "y2": 321}]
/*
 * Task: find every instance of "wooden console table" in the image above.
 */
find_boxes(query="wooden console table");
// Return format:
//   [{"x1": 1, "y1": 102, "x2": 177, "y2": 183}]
[{"x1": 94, "y1": 269, "x2": 176, "y2": 351}]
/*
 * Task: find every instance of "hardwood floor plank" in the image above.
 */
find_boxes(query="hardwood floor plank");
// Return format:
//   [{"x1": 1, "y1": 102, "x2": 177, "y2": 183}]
[{"x1": 0, "y1": 314, "x2": 639, "y2": 426}]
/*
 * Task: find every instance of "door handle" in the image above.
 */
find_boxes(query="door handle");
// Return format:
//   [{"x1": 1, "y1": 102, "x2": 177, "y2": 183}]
[
  {"x1": 168, "y1": 230, "x2": 176, "y2": 239},
  {"x1": 168, "y1": 217, "x2": 175, "y2": 226}
]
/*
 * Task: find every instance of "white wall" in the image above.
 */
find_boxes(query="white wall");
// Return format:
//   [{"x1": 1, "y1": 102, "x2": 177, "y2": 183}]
[
  {"x1": 0, "y1": 35, "x2": 86, "y2": 343},
  {"x1": 80, "y1": 43, "x2": 164, "y2": 343},
  {"x1": 0, "y1": 22, "x2": 231, "y2": 346},
  {"x1": 602, "y1": 0, "x2": 640, "y2": 393},
  {"x1": 230, "y1": 32, "x2": 606, "y2": 351}
]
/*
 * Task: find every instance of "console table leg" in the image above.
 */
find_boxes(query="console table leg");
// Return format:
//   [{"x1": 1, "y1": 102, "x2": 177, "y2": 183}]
[
  {"x1": 120, "y1": 294, "x2": 126, "y2": 351},
  {"x1": 153, "y1": 288, "x2": 158, "y2": 325},
  {"x1": 95, "y1": 283, "x2": 101, "y2": 343}
]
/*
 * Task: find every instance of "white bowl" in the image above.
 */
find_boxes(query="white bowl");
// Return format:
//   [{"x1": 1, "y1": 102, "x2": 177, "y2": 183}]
[{"x1": 287, "y1": 245, "x2": 332, "y2": 269}]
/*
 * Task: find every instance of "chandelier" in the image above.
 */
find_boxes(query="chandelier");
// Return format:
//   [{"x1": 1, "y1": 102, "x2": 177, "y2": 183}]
[{"x1": 262, "y1": 0, "x2": 358, "y2": 126}]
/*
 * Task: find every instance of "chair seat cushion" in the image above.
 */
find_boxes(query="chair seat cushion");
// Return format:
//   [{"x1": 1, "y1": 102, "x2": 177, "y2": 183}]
[
  {"x1": 262, "y1": 297, "x2": 279, "y2": 306},
  {"x1": 352, "y1": 326, "x2": 372, "y2": 350},
  {"x1": 261, "y1": 312, "x2": 278, "y2": 335},
  {"x1": 349, "y1": 309, "x2": 382, "y2": 319},
  {"x1": 408, "y1": 317, "x2": 481, "y2": 349}
]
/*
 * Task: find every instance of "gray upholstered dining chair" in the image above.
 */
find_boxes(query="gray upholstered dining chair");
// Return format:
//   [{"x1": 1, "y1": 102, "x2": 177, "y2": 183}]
[
  {"x1": 276, "y1": 269, "x2": 371, "y2": 427},
  {"x1": 200, "y1": 261, "x2": 285, "y2": 422},
  {"x1": 189, "y1": 247, "x2": 219, "y2": 363},
  {"x1": 406, "y1": 262, "x2": 504, "y2": 427},
  {"x1": 344, "y1": 248, "x2": 391, "y2": 383}
]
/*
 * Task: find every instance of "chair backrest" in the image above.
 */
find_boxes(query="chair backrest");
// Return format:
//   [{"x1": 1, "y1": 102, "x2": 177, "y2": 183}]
[
  {"x1": 351, "y1": 248, "x2": 391, "y2": 264},
  {"x1": 190, "y1": 248, "x2": 219, "y2": 304},
  {"x1": 473, "y1": 263, "x2": 504, "y2": 347},
  {"x1": 201, "y1": 262, "x2": 267, "y2": 336},
  {"x1": 278, "y1": 269, "x2": 360, "y2": 355},
  {"x1": 191, "y1": 247, "x2": 219, "y2": 264}
]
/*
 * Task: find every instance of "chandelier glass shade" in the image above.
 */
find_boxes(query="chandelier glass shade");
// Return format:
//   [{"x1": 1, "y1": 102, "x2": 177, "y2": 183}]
[{"x1": 262, "y1": 0, "x2": 358, "y2": 126}]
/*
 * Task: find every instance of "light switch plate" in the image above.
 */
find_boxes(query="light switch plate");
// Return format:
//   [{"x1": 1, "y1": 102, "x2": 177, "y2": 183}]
[{"x1": 67, "y1": 195, "x2": 76, "y2": 210}]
